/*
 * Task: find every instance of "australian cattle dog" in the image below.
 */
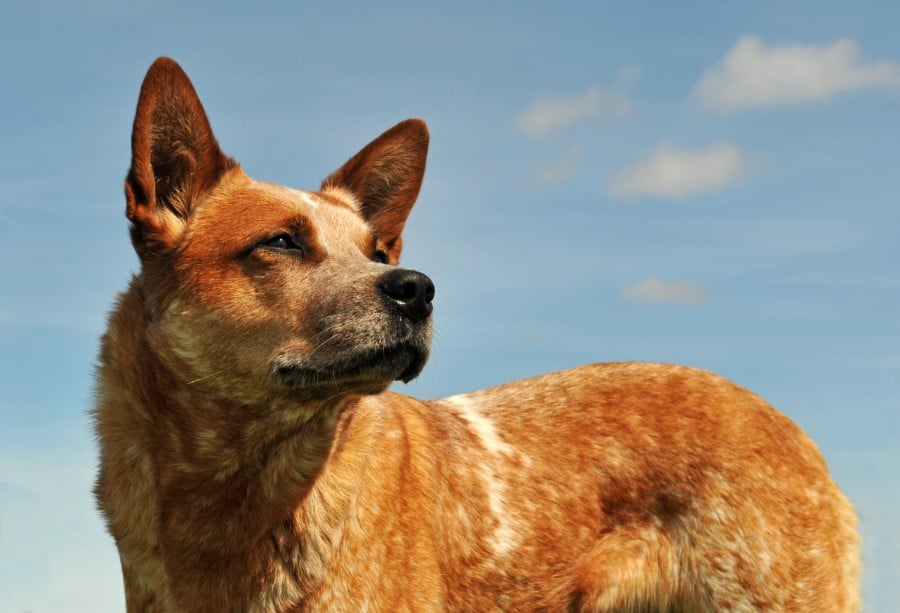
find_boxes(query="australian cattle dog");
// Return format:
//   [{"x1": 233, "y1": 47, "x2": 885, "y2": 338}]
[{"x1": 93, "y1": 58, "x2": 860, "y2": 612}]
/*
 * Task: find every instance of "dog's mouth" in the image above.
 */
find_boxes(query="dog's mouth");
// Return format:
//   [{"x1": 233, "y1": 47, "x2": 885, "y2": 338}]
[{"x1": 271, "y1": 341, "x2": 428, "y2": 390}]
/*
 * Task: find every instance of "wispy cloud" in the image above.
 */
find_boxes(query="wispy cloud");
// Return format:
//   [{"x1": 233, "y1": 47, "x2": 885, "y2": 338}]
[
  {"x1": 621, "y1": 276, "x2": 710, "y2": 306},
  {"x1": 608, "y1": 143, "x2": 759, "y2": 201},
  {"x1": 694, "y1": 36, "x2": 900, "y2": 112},
  {"x1": 526, "y1": 144, "x2": 585, "y2": 188},
  {"x1": 515, "y1": 86, "x2": 630, "y2": 139}
]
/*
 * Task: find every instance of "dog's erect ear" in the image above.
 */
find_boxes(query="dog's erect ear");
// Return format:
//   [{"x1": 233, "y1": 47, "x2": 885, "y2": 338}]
[
  {"x1": 322, "y1": 119, "x2": 429, "y2": 263},
  {"x1": 125, "y1": 57, "x2": 236, "y2": 258}
]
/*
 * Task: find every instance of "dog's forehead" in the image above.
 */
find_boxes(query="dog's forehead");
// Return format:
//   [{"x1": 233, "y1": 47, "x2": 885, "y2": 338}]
[
  {"x1": 218, "y1": 177, "x2": 370, "y2": 239},
  {"x1": 266, "y1": 183, "x2": 371, "y2": 244},
  {"x1": 248, "y1": 181, "x2": 355, "y2": 216}
]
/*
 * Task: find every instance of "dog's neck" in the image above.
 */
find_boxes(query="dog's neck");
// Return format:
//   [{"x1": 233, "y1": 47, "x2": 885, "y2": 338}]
[{"x1": 105, "y1": 281, "x2": 354, "y2": 559}]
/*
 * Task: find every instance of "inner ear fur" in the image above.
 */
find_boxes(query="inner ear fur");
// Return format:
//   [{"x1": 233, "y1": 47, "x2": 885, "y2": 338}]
[
  {"x1": 322, "y1": 119, "x2": 429, "y2": 262},
  {"x1": 126, "y1": 57, "x2": 236, "y2": 257}
]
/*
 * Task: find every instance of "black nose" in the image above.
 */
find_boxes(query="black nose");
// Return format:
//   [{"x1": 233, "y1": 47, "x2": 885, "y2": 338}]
[{"x1": 379, "y1": 268, "x2": 435, "y2": 323}]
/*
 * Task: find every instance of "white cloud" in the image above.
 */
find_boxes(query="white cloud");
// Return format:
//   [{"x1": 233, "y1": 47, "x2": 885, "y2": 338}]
[
  {"x1": 527, "y1": 144, "x2": 585, "y2": 188},
  {"x1": 515, "y1": 86, "x2": 630, "y2": 139},
  {"x1": 621, "y1": 276, "x2": 709, "y2": 306},
  {"x1": 608, "y1": 143, "x2": 758, "y2": 201},
  {"x1": 694, "y1": 36, "x2": 900, "y2": 112}
]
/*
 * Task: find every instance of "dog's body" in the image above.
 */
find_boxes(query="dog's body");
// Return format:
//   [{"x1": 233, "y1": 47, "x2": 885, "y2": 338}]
[{"x1": 94, "y1": 58, "x2": 860, "y2": 612}]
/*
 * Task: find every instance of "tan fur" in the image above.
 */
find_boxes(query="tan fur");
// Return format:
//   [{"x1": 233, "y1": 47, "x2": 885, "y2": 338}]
[{"x1": 94, "y1": 58, "x2": 860, "y2": 612}]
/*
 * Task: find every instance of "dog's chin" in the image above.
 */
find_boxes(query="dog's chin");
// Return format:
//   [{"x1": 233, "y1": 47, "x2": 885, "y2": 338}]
[{"x1": 272, "y1": 343, "x2": 429, "y2": 392}]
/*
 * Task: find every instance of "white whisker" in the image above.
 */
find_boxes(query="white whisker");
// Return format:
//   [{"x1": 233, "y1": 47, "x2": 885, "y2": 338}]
[{"x1": 187, "y1": 369, "x2": 226, "y2": 385}]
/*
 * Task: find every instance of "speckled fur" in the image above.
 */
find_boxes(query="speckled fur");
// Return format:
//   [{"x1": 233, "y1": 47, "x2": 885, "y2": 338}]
[{"x1": 94, "y1": 58, "x2": 860, "y2": 612}]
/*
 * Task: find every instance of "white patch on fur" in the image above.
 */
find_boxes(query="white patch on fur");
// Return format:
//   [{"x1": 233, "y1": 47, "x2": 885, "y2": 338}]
[
  {"x1": 296, "y1": 190, "x2": 320, "y2": 209},
  {"x1": 478, "y1": 463, "x2": 518, "y2": 557},
  {"x1": 444, "y1": 394, "x2": 515, "y2": 458},
  {"x1": 443, "y1": 395, "x2": 525, "y2": 557}
]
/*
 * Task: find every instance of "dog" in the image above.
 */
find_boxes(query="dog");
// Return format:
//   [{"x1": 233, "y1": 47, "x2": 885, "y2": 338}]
[{"x1": 93, "y1": 57, "x2": 860, "y2": 612}]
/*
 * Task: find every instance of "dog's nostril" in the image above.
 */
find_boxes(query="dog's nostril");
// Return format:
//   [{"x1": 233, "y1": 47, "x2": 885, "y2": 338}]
[
  {"x1": 400, "y1": 281, "x2": 418, "y2": 302},
  {"x1": 380, "y1": 268, "x2": 435, "y2": 323}
]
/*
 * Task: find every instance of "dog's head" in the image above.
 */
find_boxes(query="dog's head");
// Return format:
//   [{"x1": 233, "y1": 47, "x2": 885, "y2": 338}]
[{"x1": 124, "y1": 58, "x2": 433, "y2": 402}]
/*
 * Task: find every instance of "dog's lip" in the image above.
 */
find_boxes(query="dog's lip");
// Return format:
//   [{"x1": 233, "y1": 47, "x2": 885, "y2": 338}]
[
  {"x1": 272, "y1": 342, "x2": 428, "y2": 388},
  {"x1": 397, "y1": 348, "x2": 428, "y2": 383}
]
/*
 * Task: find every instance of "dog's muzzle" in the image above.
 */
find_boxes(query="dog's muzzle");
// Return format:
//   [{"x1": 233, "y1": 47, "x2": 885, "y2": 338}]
[{"x1": 271, "y1": 268, "x2": 434, "y2": 391}]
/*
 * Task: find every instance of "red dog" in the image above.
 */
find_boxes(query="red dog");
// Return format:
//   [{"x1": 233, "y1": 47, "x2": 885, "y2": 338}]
[{"x1": 94, "y1": 58, "x2": 860, "y2": 612}]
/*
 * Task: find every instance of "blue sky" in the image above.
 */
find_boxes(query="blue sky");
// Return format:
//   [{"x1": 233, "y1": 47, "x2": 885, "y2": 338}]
[{"x1": 1, "y1": 1, "x2": 898, "y2": 610}]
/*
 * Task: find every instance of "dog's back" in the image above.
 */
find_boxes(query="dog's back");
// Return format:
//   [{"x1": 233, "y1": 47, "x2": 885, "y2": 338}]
[{"x1": 94, "y1": 58, "x2": 860, "y2": 612}]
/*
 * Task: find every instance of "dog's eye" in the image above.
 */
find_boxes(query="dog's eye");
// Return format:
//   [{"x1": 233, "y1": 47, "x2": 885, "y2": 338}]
[
  {"x1": 373, "y1": 250, "x2": 389, "y2": 264},
  {"x1": 260, "y1": 234, "x2": 304, "y2": 252}
]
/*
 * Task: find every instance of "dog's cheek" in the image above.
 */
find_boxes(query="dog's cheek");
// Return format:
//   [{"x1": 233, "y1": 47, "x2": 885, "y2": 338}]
[{"x1": 153, "y1": 292, "x2": 278, "y2": 392}]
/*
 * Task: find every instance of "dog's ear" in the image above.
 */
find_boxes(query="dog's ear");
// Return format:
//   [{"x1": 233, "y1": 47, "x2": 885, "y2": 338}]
[
  {"x1": 125, "y1": 57, "x2": 236, "y2": 259},
  {"x1": 322, "y1": 119, "x2": 429, "y2": 263}
]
